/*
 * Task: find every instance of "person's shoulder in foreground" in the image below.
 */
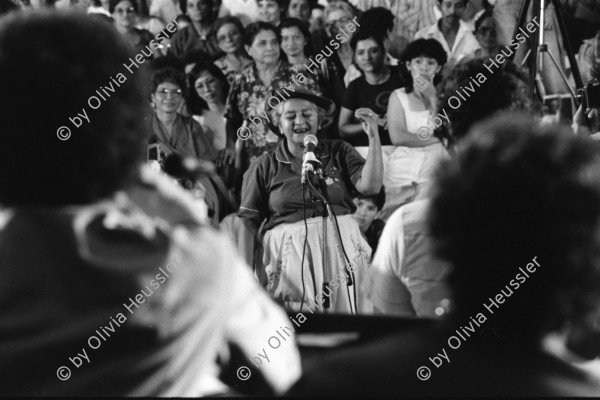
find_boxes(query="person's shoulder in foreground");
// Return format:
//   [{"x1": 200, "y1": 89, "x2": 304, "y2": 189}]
[
  {"x1": 0, "y1": 10, "x2": 300, "y2": 396},
  {"x1": 288, "y1": 114, "x2": 600, "y2": 396}
]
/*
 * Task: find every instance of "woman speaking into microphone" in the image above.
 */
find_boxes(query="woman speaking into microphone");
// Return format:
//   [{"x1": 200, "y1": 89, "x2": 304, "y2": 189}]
[{"x1": 239, "y1": 87, "x2": 383, "y2": 314}]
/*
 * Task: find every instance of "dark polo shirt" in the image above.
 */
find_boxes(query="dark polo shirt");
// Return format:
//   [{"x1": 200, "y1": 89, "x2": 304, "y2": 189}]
[{"x1": 239, "y1": 139, "x2": 366, "y2": 233}]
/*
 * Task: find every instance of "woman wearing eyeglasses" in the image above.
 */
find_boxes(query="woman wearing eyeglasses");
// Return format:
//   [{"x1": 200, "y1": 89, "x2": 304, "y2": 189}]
[
  {"x1": 211, "y1": 16, "x2": 252, "y2": 86},
  {"x1": 110, "y1": 0, "x2": 154, "y2": 55},
  {"x1": 149, "y1": 67, "x2": 226, "y2": 226},
  {"x1": 150, "y1": 67, "x2": 216, "y2": 162}
]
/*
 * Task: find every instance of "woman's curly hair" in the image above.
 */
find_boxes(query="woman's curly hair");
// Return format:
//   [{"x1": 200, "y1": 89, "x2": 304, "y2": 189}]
[{"x1": 429, "y1": 114, "x2": 600, "y2": 342}]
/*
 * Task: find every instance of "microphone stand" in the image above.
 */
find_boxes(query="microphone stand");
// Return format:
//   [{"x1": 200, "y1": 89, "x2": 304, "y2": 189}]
[{"x1": 304, "y1": 168, "x2": 357, "y2": 315}]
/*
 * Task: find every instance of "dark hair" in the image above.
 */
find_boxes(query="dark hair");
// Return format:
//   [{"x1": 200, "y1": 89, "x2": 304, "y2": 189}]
[
  {"x1": 474, "y1": 10, "x2": 494, "y2": 33},
  {"x1": 429, "y1": 114, "x2": 600, "y2": 343},
  {"x1": 109, "y1": 0, "x2": 138, "y2": 14},
  {"x1": 211, "y1": 15, "x2": 246, "y2": 43},
  {"x1": 350, "y1": 29, "x2": 385, "y2": 53},
  {"x1": 183, "y1": 0, "x2": 214, "y2": 17},
  {"x1": 151, "y1": 67, "x2": 188, "y2": 98},
  {"x1": 353, "y1": 187, "x2": 386, "y2": 210},
  {"x1": 278, "y1": 18, "x2": 312, "y2": 58},
  {"x1": 286, "y1": 0, "x2": 315, "y2": 16},
  {"x1": 357, "y1": 7, "x2": 394, "y2": 38},
  {"x1": 437, "y1": 60, "x2": 537, "y2": 144},
  {"x1": 0, "y1": 12, "x2": 148, "y2": 206},
  {"x1": 175, "y1": 14, "x2": 192, "y2": 25},
  {"x1": 180, "y1": 49, "x2": 209, "y2": 67},
  {"x1": 187, "y1": 61, "x2": 230, "y2": 112},
  {"x1": 0, "y1": 0, "x2": 18, "y2": 15},
  {"x1": 244, "y1": 21, "x2": 280, "y2": 47},
  {"x1": 400, "y1": 38, "x2": 447, "y2": 93},
  {"x1": 256, "y1": 0, "x2": 288, "y2": 7}
]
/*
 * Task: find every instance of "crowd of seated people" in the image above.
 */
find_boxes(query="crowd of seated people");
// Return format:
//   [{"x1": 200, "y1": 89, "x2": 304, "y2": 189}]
[
  {"x1": 1, "y1": 0, "x2": 600, "y2": 395},
  {"x1": 2, "y1": 0, "x2": 599, "y2": 313}
]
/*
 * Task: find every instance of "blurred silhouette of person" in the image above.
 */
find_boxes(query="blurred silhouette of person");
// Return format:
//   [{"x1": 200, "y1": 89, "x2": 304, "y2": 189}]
[
  {"x1": 291, "y1": 113, "x2": 600, "y2": 396},
  {"x1": 0, "y1": 11, "x2": 300, "y2": 396}
]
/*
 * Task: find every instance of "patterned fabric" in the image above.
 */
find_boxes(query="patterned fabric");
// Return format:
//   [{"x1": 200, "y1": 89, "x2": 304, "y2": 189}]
[
  {"x1": 262, "y1": 215, "x2": 372, "y2": 314},
  {"x1": 225, "y1": 61, "x2": 321, "y2": 165}
]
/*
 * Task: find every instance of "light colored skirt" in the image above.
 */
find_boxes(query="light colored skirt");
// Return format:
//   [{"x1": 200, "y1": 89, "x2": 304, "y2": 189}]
[
  {"x1": 262, "y1": 215, "x2": 372, "y2": 314},
  {"x1": 379, "y1": 143, "x2": 449, "y2": 221}
]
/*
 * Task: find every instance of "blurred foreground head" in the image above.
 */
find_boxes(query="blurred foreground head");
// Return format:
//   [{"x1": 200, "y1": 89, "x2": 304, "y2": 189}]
[
  {"x1": 0, "y1": 11, "x2": 148, "y2": 206},
  {"x1": 437, "y1": 59, "x2": 535, "y2": 146},
  {"x1": 430, "y1": 114, "x2": 600, "y2": 343}
]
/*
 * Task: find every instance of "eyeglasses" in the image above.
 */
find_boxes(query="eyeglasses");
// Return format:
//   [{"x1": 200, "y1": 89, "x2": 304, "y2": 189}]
[
  {"x1": 477, "y1": 27, "x2": 495, "y2": 36},
  {"x1": 325, "y1": 17, "x2": 350, "y2": 30},
  {"x1": 156, "y1": 88, "x2": 183, "y2": 97},
  {"x1": 115, "y1": 6, "x2": 135, "y2": 13}
]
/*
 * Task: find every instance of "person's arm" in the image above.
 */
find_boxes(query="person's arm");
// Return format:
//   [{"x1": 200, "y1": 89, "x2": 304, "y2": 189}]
[
  {"x1": 370, "y1": 207, "x2": 416, "y2": 317},
  {"x1": 338, "y1": 106, "x2": 365, "y2": 139},
  {"x1": 353, "y1": 108, "x2": 383, "y2": 195},
  {"x1": 387, "y1": 91, "x2": 439, "y2": 147}
]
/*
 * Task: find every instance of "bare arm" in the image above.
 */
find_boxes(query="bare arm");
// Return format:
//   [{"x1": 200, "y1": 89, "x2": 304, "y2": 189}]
[
  {"x1": 387, "y1": 92, "x2": 439, "y2": 147},
  {"x1": 338, "y1": 106, "x2": 366, "y2": 139},
  {"x1": 354, "y1": 108, "x2": 383, "y2": 195}
]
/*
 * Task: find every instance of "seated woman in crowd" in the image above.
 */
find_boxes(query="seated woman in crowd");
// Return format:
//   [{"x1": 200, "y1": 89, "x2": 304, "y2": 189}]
[
  {"x1": 381, "y1": 38, "x2": 449, "y2": 221},
  {"x1": 319, "y1": 0, "x2": 358, "y2": 113},
  {"x1": 239, "y1": 87, "x2": 383, "y2": 314},
  {"x1": 225, "y1": 21, "x2": 320, "y2": 171},
  {"x1": 188, "y1": 62, "x2": 237, "y2": 191},
  {"x1": 110, "y1": 0, "x2": 154, "y2": 55},
  {"x1": 339, "y1": 30, "x2": 402, "y2": 148},
  {"x1": 351, "y1": 188, "x2": 386, "y2": 257},
  {"x1": 279, "y1": 17, "x2": 312, "y2": 68},
  {"x1": 469, "y1": 10, "x2": 499, "y2": 60},
  {"x1": 148, "y1": 67, "x2": 223, "y2": 224},
  {"x1": 256, "y1": 0, "x2": 284, "y2": 26},
  {"x1": 150, "y1": 67, "x2": 216, "y2": 161},
  {"x1": 211, "y1": 16, "x2": 252, "y2": 85},
  {"x1": 344, "y1": 7, "x2": 399, "y2": 86},
  {"x1": 169, "y1": 0, "x2": 220, "y2": 59}
]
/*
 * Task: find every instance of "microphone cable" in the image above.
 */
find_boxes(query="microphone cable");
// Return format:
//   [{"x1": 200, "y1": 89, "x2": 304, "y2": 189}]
[
  {"x1": 299, "y1": 184, "x2": 308, "y2": 314},
  {"x1": 306, "y1": 176, "x2": 357, "y2": 314}
]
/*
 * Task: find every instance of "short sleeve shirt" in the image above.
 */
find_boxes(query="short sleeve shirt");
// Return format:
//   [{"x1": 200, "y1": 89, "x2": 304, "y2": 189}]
[
  {"x1": 238, "y1": 139, "x2": 366, "y2": 232},
  {"x1": 371, "y1": 199, "x2": 453, "y2": 317},
  {"x1": 341, "y1": 68, "x2": 404, "y2": 146}
]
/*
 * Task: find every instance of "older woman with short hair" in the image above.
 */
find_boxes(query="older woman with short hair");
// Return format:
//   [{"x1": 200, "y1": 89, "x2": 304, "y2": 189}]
[
  {"x1": 239, "y1": 87, "x2": 383, "y2": 314},
  {"x1": 225, "y1": 21, "x2": 321, "y2": 172}
]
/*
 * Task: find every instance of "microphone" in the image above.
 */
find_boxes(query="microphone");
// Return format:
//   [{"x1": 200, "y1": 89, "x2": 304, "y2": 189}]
[
  {"x1": 164, "y1": 153, "x2": 216, "y2": 181},
  {"x1": 302, "y1": 134, "x2": 320, "y2": 184}
]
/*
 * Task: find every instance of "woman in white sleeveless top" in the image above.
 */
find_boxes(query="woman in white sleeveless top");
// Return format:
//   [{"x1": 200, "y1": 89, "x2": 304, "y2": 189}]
[{"x1": 381, "y1": 38, "x2": 449, "y2": 221}]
